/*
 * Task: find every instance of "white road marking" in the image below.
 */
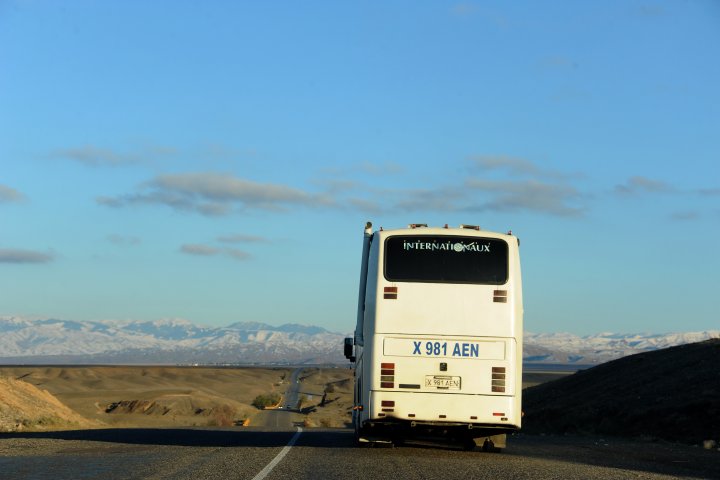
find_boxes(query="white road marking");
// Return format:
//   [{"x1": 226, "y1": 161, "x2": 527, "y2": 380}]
[{"x1": 250, "y1": 427, "x2": 303, "y2": 480}]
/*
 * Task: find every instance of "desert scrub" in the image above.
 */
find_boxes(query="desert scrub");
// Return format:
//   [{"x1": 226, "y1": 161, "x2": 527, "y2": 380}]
[
  {"x1": 251, "y1": 393, "x2": 281, "y2": 410},
  {"x1": 208, "y1": 404, "x2": 238, "y2": 426}
]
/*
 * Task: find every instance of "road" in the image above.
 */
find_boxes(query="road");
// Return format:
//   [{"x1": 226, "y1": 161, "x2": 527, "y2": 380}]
[
  {"x1": 1, "y1": 370, "x2": 718, "y2": 479},
  {"x1": 249, "y1": 368, "x2": 305, "y2": 429},
  {"x1": 1, "y1": 428, "x2": 719, "y2": 480}
]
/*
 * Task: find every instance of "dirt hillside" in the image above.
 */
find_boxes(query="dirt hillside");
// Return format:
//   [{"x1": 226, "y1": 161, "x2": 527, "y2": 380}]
[
  {"x1": 0, "y1": 366, "x2": 291, "y2": 429},
  {"x1": 523, "y1": 339, "x2": 720, "y2": 445},
  {"x1": 297, "y1": 367, "x2": 353, "y2": 428},
  {"x1": 0, "y1": 377, "x2": 97, "y2": 432}
]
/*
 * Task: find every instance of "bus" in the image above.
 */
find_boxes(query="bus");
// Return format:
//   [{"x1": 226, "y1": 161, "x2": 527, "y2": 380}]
[{"x1": 344, "y1": 222, "x2": 523, "y2": 451}]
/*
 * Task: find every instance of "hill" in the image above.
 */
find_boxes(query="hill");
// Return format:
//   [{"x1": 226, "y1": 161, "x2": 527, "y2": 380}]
[
  {"x1": 522, "y1": 339, "x2": 720, "y2": 445},
  {"x1": 0, "y1": 377, "x2": 97, "y2": 432}
]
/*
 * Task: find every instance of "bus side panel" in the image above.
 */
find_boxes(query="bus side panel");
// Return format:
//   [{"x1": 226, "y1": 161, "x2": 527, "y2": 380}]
[{"x1": 357, "y1": 238, "x2": 380, "y2": 427}]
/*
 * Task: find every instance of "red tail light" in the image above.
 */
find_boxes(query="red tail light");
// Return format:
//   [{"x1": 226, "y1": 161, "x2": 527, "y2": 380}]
[
  {"x1": 380, "y1": 362, "x2": 395, "y2": 388},
  {"x1": 384, "y1": 286, "x2": 398, "y2": 300}
]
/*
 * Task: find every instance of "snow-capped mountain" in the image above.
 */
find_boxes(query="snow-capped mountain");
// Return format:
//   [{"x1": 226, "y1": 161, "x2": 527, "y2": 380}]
[
  {"x1": 0, "y1": 316, "x2": 717, "y2": 365},
  {"x1": 524, "y1": 330, "x2": 720, "y2": 364},
  {"x1": 0, "y1": 316, "x2": 347, "y2": 364}
]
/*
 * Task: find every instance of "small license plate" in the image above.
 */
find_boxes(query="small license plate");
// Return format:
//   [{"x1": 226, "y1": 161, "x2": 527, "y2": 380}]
[{"x1": 425, "y1": 375, "x2": 461, "y2": 390}]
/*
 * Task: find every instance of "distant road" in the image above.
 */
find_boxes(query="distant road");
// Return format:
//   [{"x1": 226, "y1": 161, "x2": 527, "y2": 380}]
[
  {"x1": 250, "y1": 368, "x2": 305, "y2": 429},
  {"x1": 1, "y1": 427, "x2": 718, "y2": 480}
]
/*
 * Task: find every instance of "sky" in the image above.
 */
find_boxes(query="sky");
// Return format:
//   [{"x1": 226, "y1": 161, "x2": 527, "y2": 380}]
[{"x1": 1, "y1": 1, "x2": 718, "y2": 336}]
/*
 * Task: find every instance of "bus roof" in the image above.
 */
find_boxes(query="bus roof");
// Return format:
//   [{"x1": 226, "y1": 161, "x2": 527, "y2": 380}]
[{"x1": 374, "y1": 224, "x2": 517, "y2": 241}]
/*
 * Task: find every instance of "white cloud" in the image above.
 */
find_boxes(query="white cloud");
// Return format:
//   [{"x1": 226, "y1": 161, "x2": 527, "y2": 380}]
[
  {"x1": 347, "y1": 197, "x2": 384, "y2": 214},
  {"x1": 670, "y1": 211, "x2": 700, "y2": 221},
  {"x1": 180, "y1": 244, "x2": 221, "y2": 256},
  {"x1": 99, "y1": 172, "x2": 334, "y2": 216},
  {"x1": 537, "y1": 56, "x2": 580, "y2": 71},
  {"x1": 180, "y1": 243, "x2": 251, "y2": 261},
  {"x1": 321, "y1": 161, "x2": 404, "y2": 178},
  {"x1": 356, "y1": 162, "x2": 405, "y2": 176},
  {"x1": 0, "y1": 184, "x2": 26, "y2": 203},
  {"x1": 50, "y1": 144, "x2": 177, "y2": 167},
  {"x1": 216, "y1": 234, "x2": 270, "y2": 244},
  {"x1": 51, "y1": 145, "x2": 141, "y2": 166},
  {"x1": 98, "y1": 157, "x2": 590, "y2": 219},
  {"x1": 106, "y1": 234, "x2": 141, "y2": 246},
  {"x1": 0, "y1": 248, "x2": 54, "y2": 264},
  {"x1": 225, "y1": 248, "x2": 251, "y2": 260},
  {"x1": 614, "y1": 176, "x2": 674, "y2": 195},
  {"x1": 469, "y1": 155, "x2": 576, "y2": 180},
  {"x1": 465, "y1": 178, "x2": 585, "y2": 217},
  {"x1": 392, "y1": 187, "x2": 466, "y2": 213},
  {"x1": 698, "y1": 187, "x2": 720, "y2": 196}
]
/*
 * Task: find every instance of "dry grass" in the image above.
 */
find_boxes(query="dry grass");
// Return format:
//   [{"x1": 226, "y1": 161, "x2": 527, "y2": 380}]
[
  {"x1": 1, "y1": 365, "x2": 569, "y2": 432},
  {"x1": 0, "y1": 377, "x2": 98, "y2": 432},
  {"x1": 0, "y1": 366, "x2": 292, "y2": 429},
  {"x1": 295, "y1": 367, "x2": 354, "y2": 428}
]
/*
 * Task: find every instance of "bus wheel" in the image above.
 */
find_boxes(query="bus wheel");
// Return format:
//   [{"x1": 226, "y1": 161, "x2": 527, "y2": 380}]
[
  {"x1": 462, "y1": 439, "x2": 477, "y2": 451},
  {"x1": 354, "y1": 425, "x2": 372, "y2": 447},
  {"x1": 471, "y1": 434, "x2": 506, "y2": 453},
  {"x1": 481, "y1": 435, "x2": 505, "y2": 453},
  {"x1": 482, "y1": 440, "x2": 503, "y2": 453}
]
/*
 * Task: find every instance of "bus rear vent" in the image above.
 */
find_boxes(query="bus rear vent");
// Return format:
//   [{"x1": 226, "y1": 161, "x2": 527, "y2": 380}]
[{"x1": 491, "y1": 367, "x2": 506, "y2": 393}]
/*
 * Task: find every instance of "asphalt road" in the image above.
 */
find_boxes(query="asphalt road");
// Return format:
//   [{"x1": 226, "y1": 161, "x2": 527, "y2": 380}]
[
  {"x1": 1, "y1": 427, "x2": 719, "y2": 480},
  {"x1": 249, "y1": 368, "x2": 305, "y2": 428},
  {"x1": 2, "y1": 370, "x2": 718, "y2": 479}
]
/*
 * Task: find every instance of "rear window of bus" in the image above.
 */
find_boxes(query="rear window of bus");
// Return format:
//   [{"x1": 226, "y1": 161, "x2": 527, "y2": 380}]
[{"x1": 384, "y1": 235, "x2": 508, "y2": 284}]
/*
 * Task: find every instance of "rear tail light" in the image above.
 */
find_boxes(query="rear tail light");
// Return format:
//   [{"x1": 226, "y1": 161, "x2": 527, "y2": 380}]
[
  {"x1": 491, "y1": 366, "x2": 506, "y2": 393},
  {"x1": 380, "y1": 362, "x2": 395, "y2": 388},
  {"x1": 493, "y1": 290, "x2": 508, "y2": 303},
  {"x1": 384, "y1": 286, "x2": 398, "y2": 300}
]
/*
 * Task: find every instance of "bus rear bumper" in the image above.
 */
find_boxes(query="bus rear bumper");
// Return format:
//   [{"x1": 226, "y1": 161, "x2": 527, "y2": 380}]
[
  {"x1": 368, "y1": 390, "x2": 522, "y2": 428},
  {"x1": 358, "y1": 418, "x2": 515, "y2": 450}
]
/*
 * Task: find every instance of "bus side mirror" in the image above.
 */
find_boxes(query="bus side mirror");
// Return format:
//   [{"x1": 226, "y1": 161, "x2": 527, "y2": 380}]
[{"x1": 344, "y1": 337, "x2": 355, "y2": 362}]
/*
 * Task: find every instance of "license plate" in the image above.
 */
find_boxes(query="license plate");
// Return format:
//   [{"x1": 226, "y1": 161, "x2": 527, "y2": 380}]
[{"x1": 425, "y1": 375, "x2": 461, "y2": 390}]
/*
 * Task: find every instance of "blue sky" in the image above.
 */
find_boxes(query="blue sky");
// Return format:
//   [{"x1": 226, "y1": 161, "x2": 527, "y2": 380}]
[{"x1": 1, "y1": 1, "x2": 718, "y2": 335}]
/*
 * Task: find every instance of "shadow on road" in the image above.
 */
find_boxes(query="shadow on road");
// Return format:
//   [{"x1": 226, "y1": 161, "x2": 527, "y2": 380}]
[
  {"x1": 4, "y1": 429, "x2": 719, "y2": 479},
  {"x1": 2, "y1": 427, "x2": 356, "y2": 448}
]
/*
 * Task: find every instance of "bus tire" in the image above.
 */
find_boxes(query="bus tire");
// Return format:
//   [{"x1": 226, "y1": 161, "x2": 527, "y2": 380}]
[{"x1": 473, "y1": 434, "x2": 506, "y2": 453}]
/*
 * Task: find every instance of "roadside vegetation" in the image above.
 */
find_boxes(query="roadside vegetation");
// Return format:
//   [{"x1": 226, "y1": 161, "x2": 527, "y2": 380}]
[{"x1": 251, "y1": 393, "x2": 281, "y2": 410}]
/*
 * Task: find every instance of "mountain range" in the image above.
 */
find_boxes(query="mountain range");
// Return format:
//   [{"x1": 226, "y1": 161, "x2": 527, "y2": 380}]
[{"x1": 0, "y1": 316, "x2": 718, "y2": 365}]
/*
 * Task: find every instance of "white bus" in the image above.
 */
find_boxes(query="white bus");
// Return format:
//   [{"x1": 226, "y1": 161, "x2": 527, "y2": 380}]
[{"x1": 344, "y1": 222, "x2": 523, "y2": 450}]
